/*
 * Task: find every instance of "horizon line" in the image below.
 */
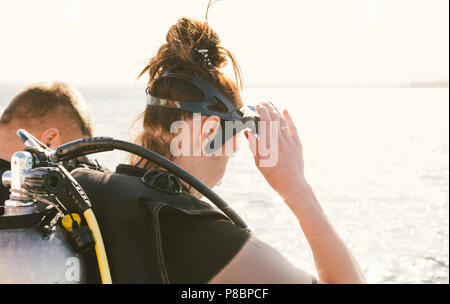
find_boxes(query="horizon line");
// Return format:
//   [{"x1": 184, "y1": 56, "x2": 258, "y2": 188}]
[{"x1": 0, "y1": 80, "x2": 448, "y2": 90}]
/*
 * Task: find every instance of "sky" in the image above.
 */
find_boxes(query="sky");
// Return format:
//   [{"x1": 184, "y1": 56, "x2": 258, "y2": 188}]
[{"x1": 0, "y1": 0, "x2": 448, "y2": 87}]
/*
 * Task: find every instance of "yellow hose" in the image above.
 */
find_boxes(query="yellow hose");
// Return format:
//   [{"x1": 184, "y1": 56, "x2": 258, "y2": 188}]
[{"x1": 83, "y1": 209, "x2": 113, "y2": 284}]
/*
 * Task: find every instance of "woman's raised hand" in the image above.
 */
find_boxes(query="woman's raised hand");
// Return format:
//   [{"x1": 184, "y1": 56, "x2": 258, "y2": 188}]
[{"x1": 245, "y1": 102, "x2": 311, "y2": 204}]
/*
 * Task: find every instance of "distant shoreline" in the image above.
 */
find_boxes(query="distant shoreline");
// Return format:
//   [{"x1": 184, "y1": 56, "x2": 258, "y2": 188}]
[{"x1": 0, "y1": 81, "x2": 448, "y2": 90}]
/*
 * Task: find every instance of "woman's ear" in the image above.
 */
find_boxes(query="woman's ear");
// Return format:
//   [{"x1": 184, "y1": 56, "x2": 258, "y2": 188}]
[
  {"x1": 201, "y1": 115, "x2": 221, "y2": 140},
  {"x1": 201, "y1": 116, "x2": 221, "y2": 154},
  {"x1": 39, "y1": 128, "x2": 62, "y2": 148}
]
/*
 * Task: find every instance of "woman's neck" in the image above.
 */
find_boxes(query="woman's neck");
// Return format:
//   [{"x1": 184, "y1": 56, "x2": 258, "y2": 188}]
[{"x1": 174, "y1": 155, "x2": 224, "y2": 199}]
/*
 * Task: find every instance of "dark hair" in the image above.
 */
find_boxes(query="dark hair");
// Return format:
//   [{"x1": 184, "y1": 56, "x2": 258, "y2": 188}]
[
  {"x1": 132, "y1": 14, "x2": 243, "y2": 169},
  {"x1": 0, "y1": 81, "x2": 93, "y2": 138}
]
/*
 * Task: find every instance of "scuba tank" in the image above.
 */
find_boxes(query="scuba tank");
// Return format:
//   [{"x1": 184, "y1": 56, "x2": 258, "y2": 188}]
[
  {"x1": 0, "y1": 151, "x2": 88, "y2": 283},
  {"x1": 0, "y1": 222, "x2": 88, "y2": 284}
]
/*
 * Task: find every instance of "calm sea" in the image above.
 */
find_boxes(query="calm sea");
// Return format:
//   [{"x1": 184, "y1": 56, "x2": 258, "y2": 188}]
[{"x1": 1, "y1": 86, "x2": 448, "y2": 283}]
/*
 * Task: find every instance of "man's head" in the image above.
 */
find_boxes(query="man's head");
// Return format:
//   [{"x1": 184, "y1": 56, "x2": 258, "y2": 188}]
[{"x1": 0, "y1": 81, "x2": 93, "y2": 161}]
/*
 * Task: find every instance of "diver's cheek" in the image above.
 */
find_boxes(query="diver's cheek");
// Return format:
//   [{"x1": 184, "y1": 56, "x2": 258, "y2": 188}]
[{"x1": 224, "y1": 132, "x2": 242, "y2": 156}]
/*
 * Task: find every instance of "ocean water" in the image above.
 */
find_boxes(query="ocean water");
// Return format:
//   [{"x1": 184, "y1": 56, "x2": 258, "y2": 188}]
[{"x1": 0, "y1": 86, "x2": 448, "y2": 284}]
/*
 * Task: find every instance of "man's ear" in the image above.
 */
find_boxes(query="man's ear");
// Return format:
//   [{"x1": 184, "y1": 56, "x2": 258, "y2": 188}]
[{"x1": 39, "y1": 128, "x2": 62, "y2": 148}]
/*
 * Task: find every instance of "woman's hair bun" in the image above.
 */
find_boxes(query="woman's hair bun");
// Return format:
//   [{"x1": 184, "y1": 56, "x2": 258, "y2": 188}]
[
  {"x1": 139, "y1": 13, "x2": 243, "y2": 92},
  {"x1": 165, "y1": 17, "x2": 227, "y2": 69}
]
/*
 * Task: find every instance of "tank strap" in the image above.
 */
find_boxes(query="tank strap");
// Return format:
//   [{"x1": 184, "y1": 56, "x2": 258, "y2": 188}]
[{"x1": 0, "y1": 212, "x2": 46, "y2": 230}]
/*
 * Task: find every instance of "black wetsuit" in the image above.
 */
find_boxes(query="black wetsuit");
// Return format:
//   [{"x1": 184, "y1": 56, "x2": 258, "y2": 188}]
[
  {"x1": 71, "y1": 164, "x2": 251, "y2": 284},
  {"x1": 0, "y1": 159, "x2": 10, "y2": 216}
]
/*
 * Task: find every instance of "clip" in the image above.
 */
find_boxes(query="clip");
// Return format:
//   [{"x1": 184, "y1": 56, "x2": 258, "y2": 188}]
[{"x1": 195, "y1": 48, "x2": 213, "y2": 68}]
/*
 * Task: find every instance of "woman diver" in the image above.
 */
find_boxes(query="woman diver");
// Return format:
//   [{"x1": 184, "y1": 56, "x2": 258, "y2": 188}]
[{"x1": 71, "y1": 16, "x2": 366, "y2": 284}]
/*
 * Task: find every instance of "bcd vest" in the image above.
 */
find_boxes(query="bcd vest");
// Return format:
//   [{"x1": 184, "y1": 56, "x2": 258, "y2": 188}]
[{"x1": 71, "y1": 164, "x2": 250, "y2": 284}]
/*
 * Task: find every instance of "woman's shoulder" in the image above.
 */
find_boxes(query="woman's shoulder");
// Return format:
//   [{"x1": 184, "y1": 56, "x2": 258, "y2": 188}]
[{"x1": 209, "y1": 234, "x2": 318, "y2": 284}]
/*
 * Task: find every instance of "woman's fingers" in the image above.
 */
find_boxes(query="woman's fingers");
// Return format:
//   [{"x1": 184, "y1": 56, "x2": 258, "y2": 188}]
[
  {"x1": 250, "y1": 103, "x2": 303, "y2": 169},
  {"x1": 268, "y1": 102, "x2": 290, "y2": 143},
  {"x1": 256, "y1": 104, "x2": 272, "y2": 148},
  {"x1": 283, "y1": 109, "x2": 302, "y2": 148},
  {"x1": 261, "y1": 103, "x2": 286, "y2": 143},
  {"x1": 264, "y1": 103, "x2": 282, "y2": 150},
  {"x1": 264, "y1": 102, "x2": 279, "y2": 121},
  {"x1": 256, "y1": 103, "x2": 301, "y2": 148}
]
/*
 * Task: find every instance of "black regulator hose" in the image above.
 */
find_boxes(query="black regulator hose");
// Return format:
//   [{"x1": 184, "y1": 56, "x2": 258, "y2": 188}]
[{"x1": 51, "y1": 137, "x2": 248, "y2": 229}]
